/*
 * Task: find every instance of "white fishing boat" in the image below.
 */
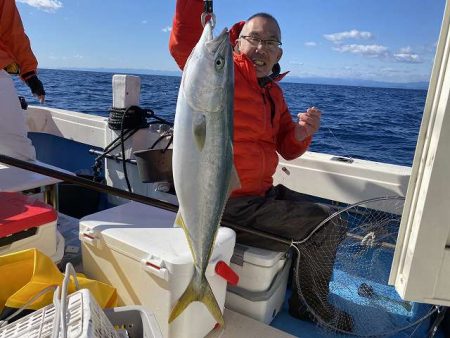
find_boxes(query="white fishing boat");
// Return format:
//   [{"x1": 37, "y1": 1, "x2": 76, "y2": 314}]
[{"x1": 1, "y1": 2, "x2": 449, "y2": 338}]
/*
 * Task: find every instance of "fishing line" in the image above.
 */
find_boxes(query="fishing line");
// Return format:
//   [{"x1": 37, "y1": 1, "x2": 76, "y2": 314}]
[{"x1": 325, "y1": 125, "x2": 354, "y2": 161}]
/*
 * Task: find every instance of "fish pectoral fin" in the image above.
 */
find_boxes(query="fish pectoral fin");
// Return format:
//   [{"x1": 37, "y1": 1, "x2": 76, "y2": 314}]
[
  {"x1": 227, "y1": 164, "x2": 241, "y2": 196},
  {"x1": 168, "y1": 274, "x2": 224, "y2": 327},
  {"x1": 193, "y1": 113, "x2": 206, "y2": 151}
]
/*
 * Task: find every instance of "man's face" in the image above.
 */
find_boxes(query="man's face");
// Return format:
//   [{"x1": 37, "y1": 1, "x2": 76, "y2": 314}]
[{"x1": 236, "y1": 16, "x2": 283, "y2": 78}]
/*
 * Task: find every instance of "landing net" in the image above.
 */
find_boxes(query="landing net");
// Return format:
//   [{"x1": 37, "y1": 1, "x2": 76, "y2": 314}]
[{"x1": 291, "y1": 196, "x2": 437, "y2": 337}]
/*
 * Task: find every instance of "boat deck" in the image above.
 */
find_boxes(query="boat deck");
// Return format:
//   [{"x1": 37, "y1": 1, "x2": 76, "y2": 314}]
[{"x1": 207, "y1": 309, "x2": 297, "y2": 338}]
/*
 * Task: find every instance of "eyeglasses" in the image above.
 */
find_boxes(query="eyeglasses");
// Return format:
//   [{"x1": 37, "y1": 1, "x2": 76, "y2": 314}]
[{"x1": 240, "y1": 35, "x2": 282, "y2": 50}]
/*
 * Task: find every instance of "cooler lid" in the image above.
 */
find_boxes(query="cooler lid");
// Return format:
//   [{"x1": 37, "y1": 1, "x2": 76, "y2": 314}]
[
  {"x1": 79, "y1": 202, "x2": 235, "y2": 275},
  {"x1": 0, "y1": 192, "x2": 57, "y2": 238},
  {"x1": 231, "y1": 243, "x2": 286, "y2": 267}
]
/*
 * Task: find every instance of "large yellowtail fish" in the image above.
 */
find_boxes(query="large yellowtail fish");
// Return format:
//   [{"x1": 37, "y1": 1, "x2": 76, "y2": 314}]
[{"x1": 169, "y1": 20, "x2": 238, "y2": 327}]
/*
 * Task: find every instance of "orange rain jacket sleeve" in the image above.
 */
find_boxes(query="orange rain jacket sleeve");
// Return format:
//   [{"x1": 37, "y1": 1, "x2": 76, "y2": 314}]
[
  {"x1": 0, "y1": 0, "x2": 38, "y2": 78},
  {"x1": 169, "y1": 0, "x2": 312, "y2": 197}
]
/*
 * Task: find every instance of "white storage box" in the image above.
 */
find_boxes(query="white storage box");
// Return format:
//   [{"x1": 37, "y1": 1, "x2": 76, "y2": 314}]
[
  {"x1": 0, "y1": 192, "x2": 63, "y2": 262},
  {"x1": 105, "y1": 305, "x2": 163, "y2": 338},
  {"x1": 0, "y1": 288, "x2": 163, "y2": 338},
  {"x1": 229, "y1": 244, "x2": 287, "y2": 292},
  {"x1": 0, "y1": 289, "x2": 118, "y2": 338},
  {"x1": 225, "y1": 244, "x2": 291, "y2": 324},
  {"x1": 80, "y1": 202, "x2": 236, "y2": 338}
]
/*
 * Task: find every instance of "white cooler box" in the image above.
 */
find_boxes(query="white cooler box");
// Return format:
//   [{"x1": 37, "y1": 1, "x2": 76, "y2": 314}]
[
  {"x1": 0, "y1": 192, "x2": 64, "y2": 262},
  {"x1": 225, "y1": 244, "x2": 291, "y2": 324},
  {"x1": 80, "y1": 201, "x2": 236, "y2": 338}
]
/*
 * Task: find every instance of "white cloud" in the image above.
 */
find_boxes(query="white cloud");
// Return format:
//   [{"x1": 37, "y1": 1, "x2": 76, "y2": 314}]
[
  {"x1": 17, "y1": 0, "x2": 62, "y2": 12},
  {"x1": 162, "y1": 26, "x2": 172, "y2": 33},
  {"x1": 333, "y1": 43, "x2": 423, "y2": 63},
  {"x1": 333, "y1": 44, "x2": 388, "y2": 58},
  {"x1": 324, "y1": 29, "x2": 373, "y2": 43},
  {"x1": 304, "y1": 41, "x2": 317, "y2": 47},
  {"x1": 393, "y1": 48, "x2": 422, "y2": 63},
  {"x1": 392, "y1": 47, "x2": 422, "y2": 63},
  {"x1": 398, "y1": 47, "x2": 412, "y2": 54},
  {"x1": 289, "y1": 60, "x2": 304, "y2": 66}
]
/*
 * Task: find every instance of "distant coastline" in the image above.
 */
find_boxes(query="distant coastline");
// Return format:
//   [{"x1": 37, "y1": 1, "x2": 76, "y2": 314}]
[{"x1": 42, "y1": 67, "x2": 429, "y2": 91}]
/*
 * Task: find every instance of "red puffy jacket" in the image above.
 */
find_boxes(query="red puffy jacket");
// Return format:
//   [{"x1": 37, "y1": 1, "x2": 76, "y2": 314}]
[
  {"x1": 169, "y1": 0, "x2": 311, "y2": 197},
  {"x1": 0, "y1": 0, "x2": 38, "y2": 78}
]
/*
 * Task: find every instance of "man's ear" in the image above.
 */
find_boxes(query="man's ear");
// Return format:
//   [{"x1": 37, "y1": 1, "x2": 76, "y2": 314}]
[
  {"x1": 277, "y1": 48, "x2": 283, "y2": 61},
  {"x1": 234, "y1": 41, "x2": 241, "y2": 53}
]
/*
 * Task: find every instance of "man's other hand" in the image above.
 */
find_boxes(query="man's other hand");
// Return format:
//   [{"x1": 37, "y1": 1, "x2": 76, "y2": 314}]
[
  {"x1": 23, "y1": 72, "x2": 46, "y2": 103},
  {"x1": 295, "y1": 106, "x2": 321, "y2": 141}
]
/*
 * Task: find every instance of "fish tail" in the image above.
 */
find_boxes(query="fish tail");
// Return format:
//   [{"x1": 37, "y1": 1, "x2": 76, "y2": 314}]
[
  {"x1": 168, "y1": 273, "x2": 224, "y2": 327},
  {"x1": 201, "y1": 277, "x2": 225, "y2": 327}
]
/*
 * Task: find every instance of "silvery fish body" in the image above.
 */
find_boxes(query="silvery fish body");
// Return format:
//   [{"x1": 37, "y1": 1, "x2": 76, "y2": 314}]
[{"x1": 169, "y1": 21, "x2": 236, "y2": 327}]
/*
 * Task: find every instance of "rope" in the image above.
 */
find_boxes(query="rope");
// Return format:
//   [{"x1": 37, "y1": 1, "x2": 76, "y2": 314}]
[
  {"x1": 107, "y1": 106, "x2": 149, "y2": 131},
  {"x1": 95, "y1": 106, "x2": 173, "y2": 191}
]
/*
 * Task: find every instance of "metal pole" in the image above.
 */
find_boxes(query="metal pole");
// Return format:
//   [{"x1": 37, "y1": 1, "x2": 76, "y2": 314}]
[{"x1": 0, "y1": 154, "x2": 292, "y2": 246}]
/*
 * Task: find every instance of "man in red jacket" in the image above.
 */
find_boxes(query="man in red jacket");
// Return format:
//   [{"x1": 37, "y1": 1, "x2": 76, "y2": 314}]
[
  {"x1": 0, "y1": 0, "x2": 45, "y2": 161},
  {"x1": 170, "y1": 1, "x2": 352, "y2": 332}
]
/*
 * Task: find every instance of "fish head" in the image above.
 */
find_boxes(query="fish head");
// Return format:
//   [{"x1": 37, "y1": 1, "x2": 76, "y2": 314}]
[{"x1": 182, "y1": 22, "x2": 233, "y2": 115}]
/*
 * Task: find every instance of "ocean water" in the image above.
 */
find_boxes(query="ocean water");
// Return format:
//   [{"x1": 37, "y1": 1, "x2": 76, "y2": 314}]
[{"x1": 14, "y1": 68, "x2": 427, "y2": 166}]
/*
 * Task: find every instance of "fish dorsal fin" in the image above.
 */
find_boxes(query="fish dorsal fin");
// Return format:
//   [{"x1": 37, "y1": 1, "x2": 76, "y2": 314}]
[
  {"x1": 193, "y1": 113, "x2": 206, "y2": 151},
  {"x1": 227, "y1": 164, "x2": 241, "y2": 197}
]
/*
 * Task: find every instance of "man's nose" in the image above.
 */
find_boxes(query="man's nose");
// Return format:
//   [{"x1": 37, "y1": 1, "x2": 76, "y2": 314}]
[{"x1": 255, "y1": 42, "x2": 267, "y2": 53}]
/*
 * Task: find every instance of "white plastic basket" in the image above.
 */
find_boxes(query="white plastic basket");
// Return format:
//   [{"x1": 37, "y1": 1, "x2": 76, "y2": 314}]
[{"x1": 0, "y1": 289, "x2": 118, "y2": 338}]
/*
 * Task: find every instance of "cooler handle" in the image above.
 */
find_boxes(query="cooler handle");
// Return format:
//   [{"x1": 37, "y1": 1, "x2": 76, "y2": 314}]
[
  {"x1": 80, "y1": 230, "x2": 102, "y2": 249},
  {"x1": 141, "y1": 258, "x2": 169, "y2": 281},
  {"x1": 215, "y1": 261, "x2": 239, "y2": 286}
]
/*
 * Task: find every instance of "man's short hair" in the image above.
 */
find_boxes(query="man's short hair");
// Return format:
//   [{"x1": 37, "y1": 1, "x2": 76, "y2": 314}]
[{"x1": 246, "y1": 12, "x2": 281, "y2": 40}]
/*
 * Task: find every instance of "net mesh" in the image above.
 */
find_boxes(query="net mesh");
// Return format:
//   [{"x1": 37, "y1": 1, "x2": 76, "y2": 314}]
[{"x1": 291, "y1": 196, "x2": 436, "y2": 337}]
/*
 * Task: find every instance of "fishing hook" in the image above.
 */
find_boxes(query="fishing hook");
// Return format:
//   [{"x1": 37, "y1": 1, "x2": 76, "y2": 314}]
[
  {"x1": 201, "y1": 12, "x2": 216, "y2": 28},
  {"x1": 201, "y1": 0, "x2": 216, "y2": 28}
]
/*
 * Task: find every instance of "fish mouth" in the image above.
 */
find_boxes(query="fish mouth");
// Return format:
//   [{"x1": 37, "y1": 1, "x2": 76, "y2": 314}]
[{"x1": 216, "y1": 27, "x2": 229, "y2": 42}]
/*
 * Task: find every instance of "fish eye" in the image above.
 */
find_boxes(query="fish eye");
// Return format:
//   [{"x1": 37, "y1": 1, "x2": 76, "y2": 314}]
[{"x1": 215, "y1": 56, "x2": 225, "y2": 70}]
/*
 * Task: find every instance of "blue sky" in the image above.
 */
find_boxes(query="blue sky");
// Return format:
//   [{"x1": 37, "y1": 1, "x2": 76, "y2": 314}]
[{"x1": 16, "y1": 0, "x2": 446, "y2": 83}]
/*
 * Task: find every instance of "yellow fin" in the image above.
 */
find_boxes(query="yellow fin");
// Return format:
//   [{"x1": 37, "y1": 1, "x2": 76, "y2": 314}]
[{"x1": 169, "y1": 273, "x2": 224, "y2": 327}]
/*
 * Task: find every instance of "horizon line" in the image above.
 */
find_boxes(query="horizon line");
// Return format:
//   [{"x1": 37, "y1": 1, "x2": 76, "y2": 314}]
[{"x1": 38, "y1": 66, "x2": 429, "y2": 90}]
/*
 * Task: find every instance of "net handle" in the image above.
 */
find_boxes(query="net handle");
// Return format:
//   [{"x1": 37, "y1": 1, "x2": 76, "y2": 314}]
[{"x1": 292, "y1": 195, "x2": 405, "y2": 246}]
